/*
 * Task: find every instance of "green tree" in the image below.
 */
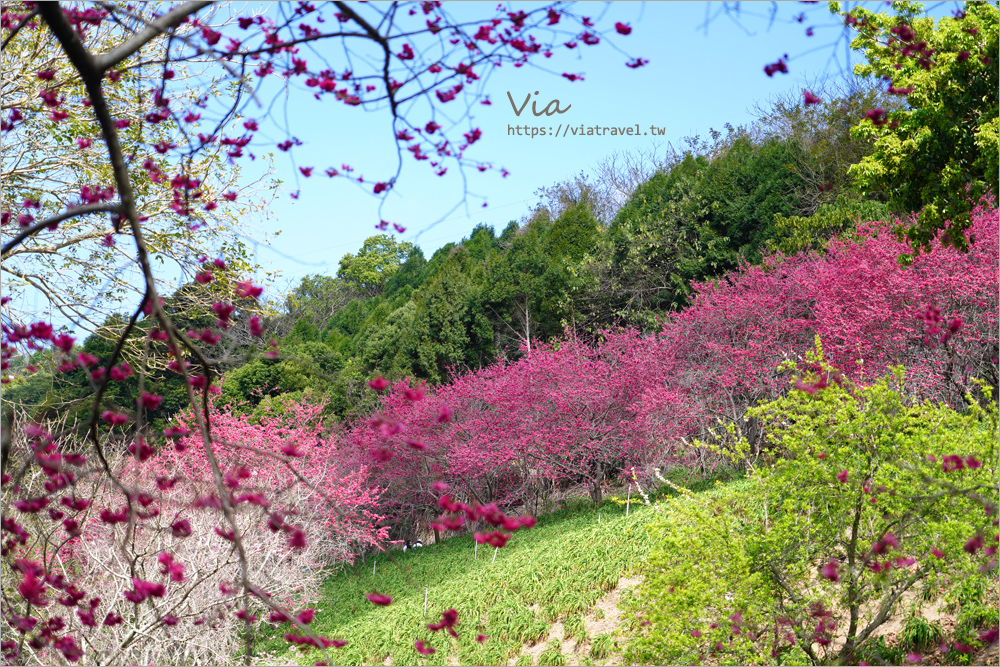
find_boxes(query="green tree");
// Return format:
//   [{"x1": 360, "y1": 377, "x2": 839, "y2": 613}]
[
  {"x1": 382, "y1": 247, "x2": 428, "y2": 297},
  {"x1": 337, "y1": 234, "x2": 417, "y2": 298},
  {"x1": 583, "y1": 130, "x2": 806, "y2": 326},
  {"x1": 695, "y1": 134, "x2": 808, "y2": 261},
  {"x1": 484, "y1": 214, "x2": 567, "y2": 356},
  {"x1": 545, "y1": 201, "x2": 600, "y2": 262},
  {"x1": 624, "y1": 478, "x2": 775, "y2": 666},
  {"x1": 410, "y1": 246, "x2": 493, "y2": 382},
  {"x1": 359, "y1": 299, "x2": 422, "y2": 376},
  {"x1": 748, "y1": 363, "x2": 997, "y2": 664},
  {"x1": 219, "y1": 340, "x2": 344, "y2": 415},
  {"x1": 4, "y1": 313, "x2": 193, "y2": 434},
  {"x1": 846, "y1": 0, "x2": 999, "y2": 254},
  {"x1": 282, "y1": 274, "x2": 353, "y2": 332},
  {"x1": 751, "y1": 79, "x2": 904, "y2": 217},
  {"x1": 585, "y1": 156, "x2": 712, "y2": 327},
  {"x1": 767, "y1": 195, "x2": 894, "y2": 256},
  {"x1": 460, "y1": 223, "x2": 502, "y2": 263},
  {"x1": 285, "y1": 318, "x2": 321, "y2": 345}
]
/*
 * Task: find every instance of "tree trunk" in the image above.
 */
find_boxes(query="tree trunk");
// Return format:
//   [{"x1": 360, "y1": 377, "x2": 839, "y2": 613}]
[
  {"x1": 836, "y1": 491, "x2": 866, "y2": 665},
  {"x1": 590, "y1": 463, "x2": 604, "y2": 506},
  {"x1": 589, "y1": 480, "x2": 603, "y2": 507},
  {"x1": 523, "y1": 298, "x2": 531, "y2": 356}
]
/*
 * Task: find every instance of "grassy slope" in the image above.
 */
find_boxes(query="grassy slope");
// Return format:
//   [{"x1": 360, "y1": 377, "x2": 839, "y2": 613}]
[{"x1": 260, "y1": 498, "x2": 660, "y2": 666}]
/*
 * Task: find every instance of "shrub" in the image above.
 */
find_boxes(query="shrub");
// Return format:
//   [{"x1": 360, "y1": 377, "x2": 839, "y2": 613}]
[
  {"x1": 623, "y1": 479, "x2": 773, "y2": 665},
  {"x1": 627, "y1": 360, "x2": 998, "y2": 665}
]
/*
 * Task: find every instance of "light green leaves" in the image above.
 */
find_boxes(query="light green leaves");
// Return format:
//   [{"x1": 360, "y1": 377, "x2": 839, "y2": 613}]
[{"x1": 846, "y1": 1, "x2": 999, "y2": 256}]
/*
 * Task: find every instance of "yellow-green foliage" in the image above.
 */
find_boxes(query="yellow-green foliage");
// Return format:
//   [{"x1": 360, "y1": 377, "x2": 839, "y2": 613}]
[
  {"x1": 767, "y1": 196, "x2": 893, "y2": 256},
  {"x1": 623, "y1": 479, "x2": 774, "y2": 666},
  {"x1": 845, "y1": 0, "x2": 999, "y2": 254},
  {"x1": 627, "y1": 361, "x2": 998, "y2": 665},
  {"x1": 898, "y1": 614, "x2": 944, "y2": 652},
  {"x1": 563, "y1": 614, "x2": 587, "y2": 644},
  {"x1": 537, "y1": 639, "x2": 567, "y2": 666},
  {"x1": 589, "y1": 633, "x2": 616, "y2": 661}
]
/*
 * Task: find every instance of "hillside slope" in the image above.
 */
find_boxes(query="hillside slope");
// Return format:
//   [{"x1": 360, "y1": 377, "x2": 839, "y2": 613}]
[{"x1": 259, "y1": 495, "x2": 661, "y2": 666}]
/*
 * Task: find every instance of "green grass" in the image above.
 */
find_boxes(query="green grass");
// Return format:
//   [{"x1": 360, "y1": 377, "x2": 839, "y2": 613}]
[
  {"x1": 563, "y1": 614, "x2": 587, "y2": 644},
  {"x1": 258, "y1": 499, "x2": 657, "y2": 665},
  {"x1": 538, "y1": 639, "x2": 567, "y2": 666},
  {"x1": 589, "y1": 633, "x2": 616, "y2": 661},
  {"x1": 898, "y1": 614, "x2": 944, "y2": 652},
  {"x1": 861, "y1": 635, "x2": 904, "y2": 666}
]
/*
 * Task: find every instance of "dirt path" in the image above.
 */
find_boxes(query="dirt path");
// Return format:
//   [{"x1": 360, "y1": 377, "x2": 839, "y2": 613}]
[{"x1": 510, "y1": 575, "x2": 642, "y2": 666}]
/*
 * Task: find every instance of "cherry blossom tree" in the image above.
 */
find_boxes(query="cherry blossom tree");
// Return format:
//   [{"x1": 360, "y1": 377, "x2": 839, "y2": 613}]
[
  {"x1": 445, "y1": 336, "x2": 653, "y2": 507},
  {"x1": 341, "y1": 198, "x2": 997, "y2": 540},
  {"x1": 0, "y1": 2, "x2": 273, "y2": 332},
  {"x1": 638, "y1": 200, "x2": 998, "y2": 468}
]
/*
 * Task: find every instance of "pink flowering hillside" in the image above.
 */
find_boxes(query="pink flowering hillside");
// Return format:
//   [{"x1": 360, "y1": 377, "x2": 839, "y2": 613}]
[
  {"x1": 637, "y1": 201, "x2": 998, "y2": 462},
  {"x1": 346, "y1": 202, "x2": 998, "y2": 503}
]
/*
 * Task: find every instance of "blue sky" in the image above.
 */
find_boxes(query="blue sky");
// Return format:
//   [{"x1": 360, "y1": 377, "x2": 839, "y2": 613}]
[{"x1": 236, "y1": 1, "x2": 865, "y2": 291}]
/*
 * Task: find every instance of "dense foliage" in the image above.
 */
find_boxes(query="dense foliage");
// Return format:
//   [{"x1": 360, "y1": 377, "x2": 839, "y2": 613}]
[
  {"x1": 626, "y1": 362, "x2": 998, "y2": 665},
  {"x1": 847, "y1": 0, "x2": 999, "y2": 254}
]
